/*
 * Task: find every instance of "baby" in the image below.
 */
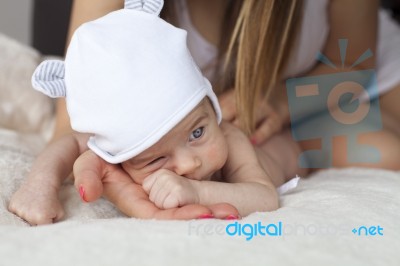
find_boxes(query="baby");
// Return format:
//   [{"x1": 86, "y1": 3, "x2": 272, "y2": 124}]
[{"x1": 9, "y1": 0, "x2": 301, "y2": 225}]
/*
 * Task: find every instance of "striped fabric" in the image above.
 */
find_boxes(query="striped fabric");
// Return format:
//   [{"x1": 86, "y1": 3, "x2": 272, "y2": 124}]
[
  {"x1": 124, "y1": 0, "x2": 142, "y2": 10},
  {"x1": 31, "y1": 60, "x2": 66, "y2": 98},
  {"x1": 124, "y1": 0, "x2": 163, "y2": 15}
]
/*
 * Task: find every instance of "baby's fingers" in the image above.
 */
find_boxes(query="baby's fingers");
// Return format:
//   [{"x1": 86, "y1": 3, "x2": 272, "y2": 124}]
[
  {"x1": 142, "y1": 174, "x2": 156, "y2": 194},
  {"x1": 73, "y1": 150, "x2": 104, "y2": 202},
  {"x1": 143, "y1": 175, "x2": 172, "y2": 208}
]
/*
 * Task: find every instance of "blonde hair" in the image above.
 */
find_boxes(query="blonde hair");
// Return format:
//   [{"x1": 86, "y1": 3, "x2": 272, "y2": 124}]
[
  {"x1": 162, "y1": 0, "x2": 304, "y2": 134},
  {"x1": 225, "y1": 0, "x2": 303, "y2": 134}
]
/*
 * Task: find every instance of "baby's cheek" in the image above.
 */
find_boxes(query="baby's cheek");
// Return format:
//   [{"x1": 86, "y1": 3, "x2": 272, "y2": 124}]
[
  {"x1": 207, "y1": 141, "x2": 228, "y2": 169},
  {"x1": 121, "y1": 164, "x2": 146, "y2": 185}
]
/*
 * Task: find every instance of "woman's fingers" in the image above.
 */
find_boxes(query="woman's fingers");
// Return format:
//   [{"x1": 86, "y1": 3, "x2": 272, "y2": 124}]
[
  {"x1": 251, "y1": 117, "x2": 282, "y2": 144},
  {"x1": 152, "y1": 204, "x2": 214, "y2": 220},
  {"x1": 251, "y1": 104, "x2": 283, "y2": 144},
  {"x1": 152, "y1": 203, "x2": 239, "y2": 220},
  {"x1": 218, "y1": 89, "x2": 237, "y2": 122},
  {"x1": 73, "y1": 150, "x2": 105, "y2": 202},
  {"x1": 103, "y1": 173, "x2": 214, "y2": 220},
  {"x1": 218, "y1": 89, "x2": 284, "y2": 144},
  {"x1": 207, "y1": 203, "x2": 240, "y2": 219}
]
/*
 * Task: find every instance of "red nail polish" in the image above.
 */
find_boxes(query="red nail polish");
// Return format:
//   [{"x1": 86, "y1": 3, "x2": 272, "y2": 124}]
[
  {"x1": 197, "y1": 214, "x2": 214, "y2": 219},
  {"x1": 79, "y1": 185, "x2": 88, "y2": 202},
  {"x1": 225, "y1": 214, "x2": 239, "y2": 220}
]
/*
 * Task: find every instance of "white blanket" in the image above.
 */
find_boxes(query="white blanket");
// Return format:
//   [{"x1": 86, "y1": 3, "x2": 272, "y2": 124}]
[{"x1": 0, "y1": 33, "x2": 399, "y2": 266}]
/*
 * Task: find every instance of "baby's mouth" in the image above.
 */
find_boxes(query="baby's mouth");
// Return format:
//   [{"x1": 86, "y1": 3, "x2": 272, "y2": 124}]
[
  {"x1": 200, "y1": 171, "x2": 216, "y2": 181},
  {"x1": 185, "y1": 168, "x2": 218, "y2": 182}
]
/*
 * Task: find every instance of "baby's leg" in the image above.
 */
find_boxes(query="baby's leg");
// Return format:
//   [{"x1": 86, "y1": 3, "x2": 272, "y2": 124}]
[{"x1": 255, "y1": 130, "x2": 308, "y2": 187}]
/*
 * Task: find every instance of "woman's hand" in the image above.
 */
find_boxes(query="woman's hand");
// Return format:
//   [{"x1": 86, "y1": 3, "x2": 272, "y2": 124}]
[
  {"x1": 218, "y1": 89, "x2": 284, "y2": 144},
  {"x1": 73, "y1": 150, "x2": 239, "y2": 220}
]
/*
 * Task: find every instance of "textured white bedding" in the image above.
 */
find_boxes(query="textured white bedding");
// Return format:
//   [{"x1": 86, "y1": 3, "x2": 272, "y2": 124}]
[{"x1": 0, "y1": 33, "x2": 399, "y2": 266}]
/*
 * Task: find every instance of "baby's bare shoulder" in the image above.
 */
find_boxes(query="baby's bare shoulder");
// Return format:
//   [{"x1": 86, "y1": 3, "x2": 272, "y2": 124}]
[
  {"x1": 219, "y1": 122, "x2": 267, "y2": 183},
  {"x1": 220, "y1": 121, "x2": 247, "y2": 140}
]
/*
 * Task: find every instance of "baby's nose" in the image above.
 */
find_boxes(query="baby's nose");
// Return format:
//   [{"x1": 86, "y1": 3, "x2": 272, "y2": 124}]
[{"x1": 173, "y1": 152, "x2": 202, "y2": 177}]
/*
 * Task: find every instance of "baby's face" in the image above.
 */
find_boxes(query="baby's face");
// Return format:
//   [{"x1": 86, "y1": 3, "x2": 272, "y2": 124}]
[{"x1": 121, "y1": 99, "x2": 228, "y2": 184}]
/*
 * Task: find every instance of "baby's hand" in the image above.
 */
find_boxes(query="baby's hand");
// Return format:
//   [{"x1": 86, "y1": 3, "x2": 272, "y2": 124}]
[
  {"x1": 8, "y1": 180, "x2": 64, "y2": 225},
  {"x1": 142, "y1": 169, "x2": 199, "y2": 209}
]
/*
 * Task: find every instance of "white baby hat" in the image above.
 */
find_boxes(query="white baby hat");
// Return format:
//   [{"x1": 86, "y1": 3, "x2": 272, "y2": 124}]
[{"x1": 31, "y1": 0, "x2": 221, "y2": 164}]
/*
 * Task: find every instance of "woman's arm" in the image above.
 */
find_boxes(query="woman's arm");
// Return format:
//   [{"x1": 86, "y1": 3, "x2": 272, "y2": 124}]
[
  {"x1": 323, "y1": 0, "x2": 378, "y2": 69},
  {"x1": 66, "y1": 0, "x2": 123, "y2": 46},
  {"x1": 270, "y1": 0, "x2": 379, "y2": 124},
  {"x1": 52, "y1": 0, "x2": 124, "y2": 141}
]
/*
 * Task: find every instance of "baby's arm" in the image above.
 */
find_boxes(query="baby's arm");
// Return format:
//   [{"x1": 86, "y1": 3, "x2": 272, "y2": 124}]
[
  {"x1": 195, "y1": 122, "x2": 279, "y2": 216},
  {"x1": 8, "y1": 133, "x2": 89, "y2": 225}
]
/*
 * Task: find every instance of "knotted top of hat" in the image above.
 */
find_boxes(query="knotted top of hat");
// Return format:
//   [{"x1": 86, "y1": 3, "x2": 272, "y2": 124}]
[{"x1": 31, "y1": 0, "x2": 221, "y2": 163}]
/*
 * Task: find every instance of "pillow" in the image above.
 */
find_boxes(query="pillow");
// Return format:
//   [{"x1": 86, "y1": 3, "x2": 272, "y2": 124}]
[{"x1": 0, "y1": 33, "x2": 55, "y2": 140}]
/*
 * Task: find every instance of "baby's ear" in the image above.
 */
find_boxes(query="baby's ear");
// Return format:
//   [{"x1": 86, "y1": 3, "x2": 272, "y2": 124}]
[{"x1": 31, "y1": 60, "x2": 66, "y2": 98}]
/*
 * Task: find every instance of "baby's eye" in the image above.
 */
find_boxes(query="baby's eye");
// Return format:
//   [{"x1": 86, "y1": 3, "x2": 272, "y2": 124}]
[
  {"x1": 147, "y1": 157, "x2": 165, "y2": 166},
  {"x1": 189, "y1": 127, "x2": 204, "y2": 141}
]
